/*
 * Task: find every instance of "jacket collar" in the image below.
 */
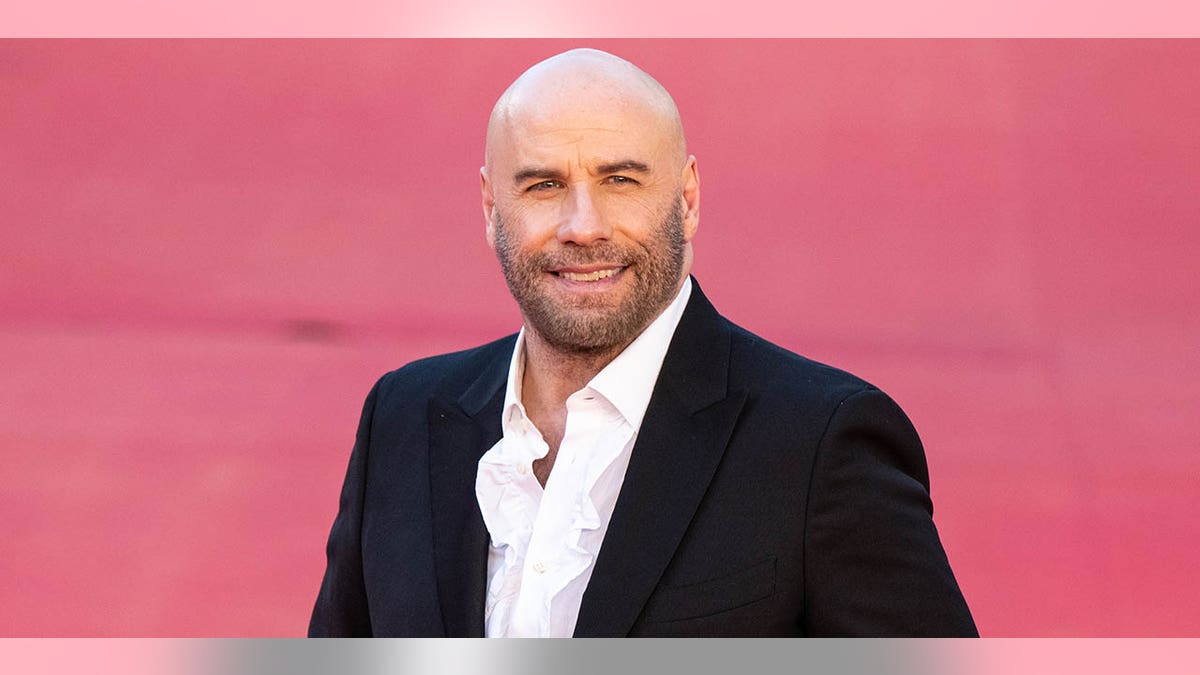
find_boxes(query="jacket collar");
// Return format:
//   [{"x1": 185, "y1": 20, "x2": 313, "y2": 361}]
[
  {"x1": 573, "y1": 277, "x2": 747, "y2": 636},
  {"x1": 427, "y1": 336, "x2": 511, "y2": 638}
]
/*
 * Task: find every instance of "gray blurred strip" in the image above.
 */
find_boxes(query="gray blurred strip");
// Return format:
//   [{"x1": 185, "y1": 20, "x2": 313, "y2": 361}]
[{"x1": 219, "y1": 638, "x2": 925, "y2": 675}]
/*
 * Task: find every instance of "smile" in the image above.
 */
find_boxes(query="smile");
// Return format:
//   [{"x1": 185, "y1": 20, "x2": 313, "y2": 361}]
[{"x1": 555, "y1": 267, "x2": 625, "y2": 282}]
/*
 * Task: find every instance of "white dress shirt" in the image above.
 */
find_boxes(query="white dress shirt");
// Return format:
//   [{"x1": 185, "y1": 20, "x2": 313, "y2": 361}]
[{"x1": 474, "y1": 278, "x2": 693, "y2": 638}]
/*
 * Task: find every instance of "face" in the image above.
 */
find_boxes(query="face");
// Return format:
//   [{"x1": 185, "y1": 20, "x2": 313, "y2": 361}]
[{"x1": 482, "y1": 97, "x2": 700, "y2": 354}]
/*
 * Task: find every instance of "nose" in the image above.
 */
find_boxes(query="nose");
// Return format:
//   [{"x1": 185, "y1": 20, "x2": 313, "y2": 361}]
[{"x1": 557, "y1": 185, "x2": 612, "y2": 246}]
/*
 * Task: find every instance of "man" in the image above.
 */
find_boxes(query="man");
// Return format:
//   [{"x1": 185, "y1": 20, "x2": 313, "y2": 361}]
[{"x1": 309, "y1": 48, "x2": 976, "y2": 637}]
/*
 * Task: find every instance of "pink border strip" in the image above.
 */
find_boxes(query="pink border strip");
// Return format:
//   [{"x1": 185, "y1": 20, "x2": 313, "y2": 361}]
[
  {"x1": 0, "y1": 639, "x2": 204, "y2": 675},
  {"x1": 2, "y1": 1, "x2": 1199, "y2": 36}
]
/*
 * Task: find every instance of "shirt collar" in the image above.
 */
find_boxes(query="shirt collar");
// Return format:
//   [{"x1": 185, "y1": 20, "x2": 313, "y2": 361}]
[
  {"x1": 501, "y1": 331, "x2": 530, "y2": 435},
  {"x1": 502, "y1": 277, "x2": 693, "y2": 431}
]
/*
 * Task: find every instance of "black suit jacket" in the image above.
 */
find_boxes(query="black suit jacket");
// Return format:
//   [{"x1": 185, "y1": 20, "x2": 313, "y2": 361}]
[{"x1": 309, "y1": 280, "x2": 977, "y2": 636}]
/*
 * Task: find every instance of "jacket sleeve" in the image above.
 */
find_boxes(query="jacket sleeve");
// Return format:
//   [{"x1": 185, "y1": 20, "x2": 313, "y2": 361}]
[
  {"x1": 802, "y1": 387, "x2": 978, "y2": 636},
  {"x1": 307, "y1": 379, "x2": 381, "y2": 637}
]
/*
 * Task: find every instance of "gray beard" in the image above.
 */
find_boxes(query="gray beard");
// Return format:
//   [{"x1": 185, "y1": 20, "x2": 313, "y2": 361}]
[{"x1": 492, "y1": 201, "x2": 686, "y2": 355}]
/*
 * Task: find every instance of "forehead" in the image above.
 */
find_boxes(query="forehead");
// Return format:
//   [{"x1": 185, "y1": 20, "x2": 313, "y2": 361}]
[{"x1": 491, "y1": 94, "x2": 677, "y2": 173}]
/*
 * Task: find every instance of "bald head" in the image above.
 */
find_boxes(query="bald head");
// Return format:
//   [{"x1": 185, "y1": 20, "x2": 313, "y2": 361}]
[{"x1": 485, "y1": 49, "x2": 686, "y2": 171}]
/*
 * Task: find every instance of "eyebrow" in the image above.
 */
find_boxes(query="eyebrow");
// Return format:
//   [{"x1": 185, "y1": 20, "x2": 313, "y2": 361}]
[
  {"x1": 512, "y1": 167, "x2": 564, "y2": 184},
  {"x1": 596, "y1": 160, "x2": 650, "y2": 175}
]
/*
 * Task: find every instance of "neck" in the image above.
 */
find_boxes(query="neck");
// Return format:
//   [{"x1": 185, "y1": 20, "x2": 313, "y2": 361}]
[{"x1": 520, "y1": 329, "x2": 630, "y2": 411}]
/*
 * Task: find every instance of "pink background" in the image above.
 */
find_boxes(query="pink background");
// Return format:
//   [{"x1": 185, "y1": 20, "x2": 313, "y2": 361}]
[{"x1": 2, "y1": 40, "x2": 1198, "y2": 636}]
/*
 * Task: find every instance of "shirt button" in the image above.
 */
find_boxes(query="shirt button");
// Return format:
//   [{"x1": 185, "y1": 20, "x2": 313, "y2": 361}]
[
  {"x1": 533, "y1": 561, "x2": 546, "y2": 574},
  {"x1": 517, "y1": 463, "x2": 528, "y2": 475}
]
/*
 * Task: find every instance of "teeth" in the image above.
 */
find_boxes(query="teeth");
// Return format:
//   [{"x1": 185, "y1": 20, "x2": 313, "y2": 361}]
[{"x1": 560, "y1": 268, "x2": 621, "y2": 282}]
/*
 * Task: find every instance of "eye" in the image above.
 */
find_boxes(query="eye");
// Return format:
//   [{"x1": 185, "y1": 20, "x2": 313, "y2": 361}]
[
  {"x1": 605, "y1": 175, "x2": 639, "y2": 186},
  {"x1": 526, "y1": 180, "x2": 562, "y2": 193}
]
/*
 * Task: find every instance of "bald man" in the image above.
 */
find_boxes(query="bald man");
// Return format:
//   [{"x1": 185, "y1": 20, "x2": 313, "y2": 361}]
[{"x1": 309, "y1": 49, "x2": 977, "y2": 637}]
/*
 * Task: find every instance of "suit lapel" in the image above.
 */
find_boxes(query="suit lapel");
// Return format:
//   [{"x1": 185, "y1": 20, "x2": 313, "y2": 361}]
[
  {"x1": 574, "y1": 282, "x2": 747, "y2": 637},
  {"x1": 427, "y1": 339, "x2": 510, "y2": 637}
]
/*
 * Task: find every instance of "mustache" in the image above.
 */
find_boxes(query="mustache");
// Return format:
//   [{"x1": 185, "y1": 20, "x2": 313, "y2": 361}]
[{"x1": 529, "y1": 243, "x2": 644, "y2": 269}]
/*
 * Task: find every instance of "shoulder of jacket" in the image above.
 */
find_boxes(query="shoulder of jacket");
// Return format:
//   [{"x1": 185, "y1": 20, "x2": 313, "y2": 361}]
[
  {"x1": 725, "y1": 320, "x2": 878, "y2": 402},
  {"x1": 373, "y1": 333, "x2": 516, "y2": 399}
]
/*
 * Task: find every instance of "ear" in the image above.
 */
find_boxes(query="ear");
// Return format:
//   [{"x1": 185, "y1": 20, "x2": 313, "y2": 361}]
[
  {"x1": 481, "y1": 166, "x2": 497, "y2": 250},
  {"x1": 680, "y1": 155, "x2": 700, "y2": 242}
]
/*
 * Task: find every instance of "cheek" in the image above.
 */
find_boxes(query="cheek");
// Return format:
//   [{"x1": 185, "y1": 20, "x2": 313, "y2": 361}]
[
  {"x1": 594, "y1": 192, "x2": 665, "y2": 233},
  {"x1": 530, "y1": 202, "x2": 572, "y2": 232},
  {"x1": 494, "y1": 204, "x2": 552, "y2": 250},
  {"x1": 619, "y1": 193, "x2": 678, "y2": 236}
]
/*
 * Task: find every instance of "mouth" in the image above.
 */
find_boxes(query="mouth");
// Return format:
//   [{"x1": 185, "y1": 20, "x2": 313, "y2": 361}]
[{"x1": 552, "y1": 266, "x2": 627, "y2": 282}]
